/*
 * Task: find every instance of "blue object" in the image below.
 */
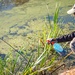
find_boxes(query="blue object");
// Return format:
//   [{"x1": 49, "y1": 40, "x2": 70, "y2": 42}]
[{"x1": 53, "y1": 43, "x2": 66, "y2": 56}]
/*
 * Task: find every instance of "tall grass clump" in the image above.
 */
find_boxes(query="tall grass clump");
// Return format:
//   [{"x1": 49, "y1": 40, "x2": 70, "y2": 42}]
[{"x1": 23, "y1": 4, "x2": 64, "y2": 75}]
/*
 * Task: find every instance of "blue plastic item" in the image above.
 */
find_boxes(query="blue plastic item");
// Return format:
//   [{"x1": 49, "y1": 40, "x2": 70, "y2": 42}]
[{"x1": 53, "y1": 43, "x2": 66, "y2": 56}]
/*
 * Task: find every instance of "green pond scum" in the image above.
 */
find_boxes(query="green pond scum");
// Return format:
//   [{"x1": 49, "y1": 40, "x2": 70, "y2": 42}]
[
  {"x1": 0, "y1": 0, "x2": 75, "y2": 53},
  {"x1": 0, "y1": 0, "x2": 75, "y2": 75}
]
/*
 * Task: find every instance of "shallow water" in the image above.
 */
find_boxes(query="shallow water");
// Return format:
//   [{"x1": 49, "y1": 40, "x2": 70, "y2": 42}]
[{"x1": 0, "y1": 0, "x2": 75, "y2": 54}]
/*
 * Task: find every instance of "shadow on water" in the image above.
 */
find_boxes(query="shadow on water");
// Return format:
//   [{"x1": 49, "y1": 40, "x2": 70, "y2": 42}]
[
  {"x1": 0, "y1": 0, "x2": 29, "y2": 11},
  {"x1": 46, "y1": 15, "x2": 75, "y2": 24}
]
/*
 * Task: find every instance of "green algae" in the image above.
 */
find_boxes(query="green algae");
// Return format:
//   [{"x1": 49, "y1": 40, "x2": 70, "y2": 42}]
[{"x1": 0, "y1": 0, "x2": 75, "y2": 54}]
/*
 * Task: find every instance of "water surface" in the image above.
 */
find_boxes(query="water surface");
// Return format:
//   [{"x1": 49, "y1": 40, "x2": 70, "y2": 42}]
[{"x1": 0, "y1": 0, "x2": 75, "y2": 54}]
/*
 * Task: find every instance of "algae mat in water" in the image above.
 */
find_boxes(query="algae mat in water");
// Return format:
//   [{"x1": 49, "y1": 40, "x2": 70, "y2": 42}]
[{"x1": 0, "y1": 0, "x2": 75, "y2": 54}]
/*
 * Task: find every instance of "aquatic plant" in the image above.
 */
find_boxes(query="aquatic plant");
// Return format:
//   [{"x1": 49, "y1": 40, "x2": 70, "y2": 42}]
[{"x1": 23, "y1": 4, "x2": 63, "y2": 75}]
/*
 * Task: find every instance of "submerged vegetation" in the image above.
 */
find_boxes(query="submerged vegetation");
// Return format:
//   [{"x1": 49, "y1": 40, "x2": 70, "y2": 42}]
[{"x1": 0, "y1": 4, "x2": 74, "y2": 75}]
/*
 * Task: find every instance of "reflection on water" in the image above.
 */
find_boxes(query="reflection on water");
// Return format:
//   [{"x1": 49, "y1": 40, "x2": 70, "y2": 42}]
[
  {"x1": 0, "y1": 0, "x2": 29, "y2": 11},
  {"x1": 0, "y1": 0, "x2": 14, "y2": 11}
]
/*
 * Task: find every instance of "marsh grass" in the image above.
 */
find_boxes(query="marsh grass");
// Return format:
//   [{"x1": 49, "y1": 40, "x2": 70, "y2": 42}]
[
  {"x1": 0, "y1": 4, "x2": 72, "y2": 75},
  {"x1": 23, "y1": 4, "x2": 65, "y2": 75},
  {"x1": 23, "y1": 4, "x2": 73, "y2": 75}
]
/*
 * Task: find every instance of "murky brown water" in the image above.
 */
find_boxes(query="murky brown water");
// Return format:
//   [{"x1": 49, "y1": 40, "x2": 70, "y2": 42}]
[
  {"x1": 0, "y1": 0, "x2": 29, "y2": 11},
  {"x1": 13, "y1": 0, "x2": 29, "y2": 5}
]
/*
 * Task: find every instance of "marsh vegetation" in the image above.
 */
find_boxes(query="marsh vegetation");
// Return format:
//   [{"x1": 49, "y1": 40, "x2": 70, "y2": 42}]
[{"x1": 0, "y1": 0, "x2": 75, "y2": 75}]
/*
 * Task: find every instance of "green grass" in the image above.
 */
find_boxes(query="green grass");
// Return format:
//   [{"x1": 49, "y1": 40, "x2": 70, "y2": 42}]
[{"x1": 23, "y1": 4, "x2": 65, "y2": 75}]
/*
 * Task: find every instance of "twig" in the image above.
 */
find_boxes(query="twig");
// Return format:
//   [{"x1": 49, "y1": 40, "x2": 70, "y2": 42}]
[
  {"x1": 0, "y1": 38, "x2": 28, "y2": 62},
  {"x1": 50, "y1": 64, "x2": 65, "y2": 74}
]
